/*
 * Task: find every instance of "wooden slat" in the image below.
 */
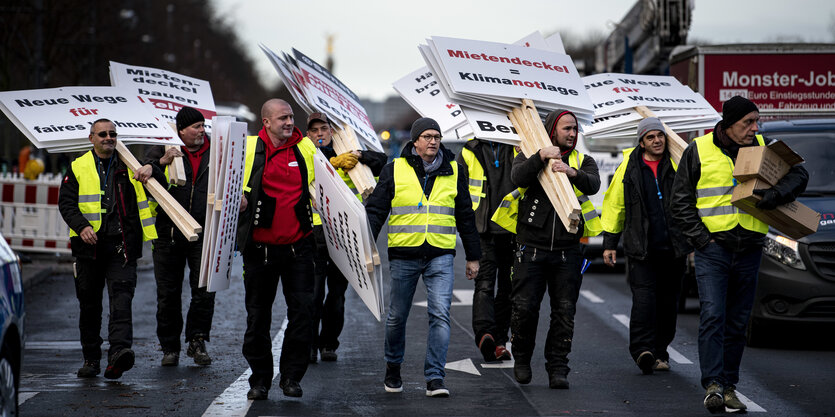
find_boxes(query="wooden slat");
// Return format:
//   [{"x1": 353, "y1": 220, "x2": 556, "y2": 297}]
[
  {"x1": 116, "y1": 141, "x2": 202, "y2": 241},
  {"x1": 165, "y1": 146, "x2": 187, "y2": 186},
  {"x1": 330, "y1": 124, "x2": 377, "y2": 199},
  {"x1": 634, "y1": 105, "x2": 687, "y2": 165}
]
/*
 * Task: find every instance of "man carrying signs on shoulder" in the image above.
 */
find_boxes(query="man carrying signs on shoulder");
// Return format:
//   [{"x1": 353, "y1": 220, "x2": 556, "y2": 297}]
[
  {"x1": 144, "y1": 106, "x2": 214, "y2": 367},
  {"x1": 671, "y1": 96, "x2": 808, "y2": 413},
  {"x1": 365, "y1": 117, "x2": 481, "y2": 398},
  {"x1": 59, "y1": 119, "x2": 161, "y2": 380},
  {"x1": 509, "y1": 109, "x2": 601, "y2": 390},
  {"x1": 237, "y1": 99, "x2": 318, "y2": 401},
  {"x1": 600, "y1": 117, "x2": 691, "y2": 375},
  {"x1": 304, "y1": 112, "x2": 386, "y2": 364},
  {"x1": 456, "y1": 138, "x2": 517, "y2": 362}
]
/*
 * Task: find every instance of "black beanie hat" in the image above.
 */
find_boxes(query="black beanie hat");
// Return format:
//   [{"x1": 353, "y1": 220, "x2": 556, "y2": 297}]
[
  {"x1": 176, "y1": 106, "x2": 205, "y2": 131},
  {"x1": 721, "y1": 96, "x2": 759, "y2": 129},
  {"x1": 410, "y1": 117, "x2": 442, "y2": 142}
]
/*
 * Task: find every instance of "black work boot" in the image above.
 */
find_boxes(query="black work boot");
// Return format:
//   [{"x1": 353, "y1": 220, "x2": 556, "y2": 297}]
[
  {"x1": 514, "y1": 360, "x2": 532, "y2": 384},
  {"x1": 548, "y1": 372, "x2": 569, "y2": 389},
  {"x1": 384, "y1": 362, "x2": 403, "y2": 393},
  {"x1": 77, "y1": 360, "x2": 100, "y2": 378},
  {"x1": 187, "y1": 337, "x2": 212, "y2": 365}
]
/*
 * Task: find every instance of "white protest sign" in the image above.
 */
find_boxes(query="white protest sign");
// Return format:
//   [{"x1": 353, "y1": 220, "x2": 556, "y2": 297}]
[
  {"x1": 258, "y1": 44, "x2": 315, "y2": 115},
  {"x1": 427, "y1": 36, "x2": 593, "y2": 114},
  {"x1": 198, "y1": 117, "x2": 246, "y2": 292},
  {"x1": 392, "y1": 67, "x2": 466, "y2": 134},
  {"x1": 109, "y1": 61, "x2": 217, "y2": 131},
  {"x1": 292, "y1": 48, "x2": 383, "y2": 153},
  {"x1": 313, "y1": 152, "x2": 383, "y2": 321},
  {"x1": 461, "y1": 108, "x2": 521, "y2": 145},
  {"x1": 0, "y1": 86, "x2": 180, "y2": 150},
  {"x1": 584, "y1": 73, "x2": 716, "y2": 116}
]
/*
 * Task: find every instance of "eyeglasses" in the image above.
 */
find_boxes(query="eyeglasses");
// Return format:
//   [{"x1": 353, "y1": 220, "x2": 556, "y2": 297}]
[
  {"x1": 95, "y1": 131, "x2": 118, "y2": 138},
  {"x1": 419, "y1": 134, "x2": 442, "y2": 142}
]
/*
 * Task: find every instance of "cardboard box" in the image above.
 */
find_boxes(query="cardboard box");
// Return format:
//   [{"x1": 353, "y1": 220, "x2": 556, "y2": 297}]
[
  {"x1": 733, "y1": 141, "x2": 804, "y2": 186},
  {"x1": 731, "y1": 179, "x2": 820, "y2": 239}
]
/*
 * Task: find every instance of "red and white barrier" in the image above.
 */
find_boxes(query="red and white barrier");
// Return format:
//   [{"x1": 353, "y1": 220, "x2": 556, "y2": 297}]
[{"x1": 0, "y1": 173, "x2": 71, "y2": 254}]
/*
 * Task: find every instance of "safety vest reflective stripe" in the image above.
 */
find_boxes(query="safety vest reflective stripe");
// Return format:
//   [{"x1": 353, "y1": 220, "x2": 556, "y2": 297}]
[
  {"x1": 78, "y1": 194, "x2": 99, "y2": 203},
  {"x1": 696, "y1": 186, "x2": 734, "y2": 198},
  {"x1": 699, "y1": 205, "x2": 737, "y2": 217},
  {"x1": 390, "y1": 205, "x2": 456, "y2": 216},
  {"x1": 583, "y1": 209, "x2": 600, "y2": 222},
  {"x1": 694, "y1": 133, "x2": 768, "y2": 234},
  {"x1": 82, "y1": 212, "x2": 101, "y2": 221},
  {"x1": 142, "y1": 216, "x2": 156, "y2": 227},
  {"x1": 138, "y1": 200, "x2": 150, "y2": 210},
  {"x1": 468, "y1": 178, "x2": 483, "y2": 188},
  {"x1": 388, "y1": 224, "x2": 457, "y2": 235}
]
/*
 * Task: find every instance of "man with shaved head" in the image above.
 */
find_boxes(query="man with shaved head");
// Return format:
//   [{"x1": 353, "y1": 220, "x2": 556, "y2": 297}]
[{"x1": 237, "y1": 98, "x2": 319, "y2": 400}]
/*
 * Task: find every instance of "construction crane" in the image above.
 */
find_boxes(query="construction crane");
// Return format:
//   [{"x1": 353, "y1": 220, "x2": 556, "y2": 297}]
[{"x1": 596, "y1": 0, "x2": 692, "y2": 75}]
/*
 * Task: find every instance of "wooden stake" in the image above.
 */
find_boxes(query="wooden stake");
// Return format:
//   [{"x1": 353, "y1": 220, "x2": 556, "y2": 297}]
[
  {"x1": 634, "y1": 105, "x2": 687, "y2": 165},
  {"x1": 116, "y1": 141, "x2": 202, "y2": 241},
  {"x1": 165, "y1": 146, "x2": 187, "y2": 186},
  {"x1": 507, "y1": 100, "x2": 582, "y2": 234},
  {"x1": 331, "y1": 124, "x2": 377, "y2": 199}
]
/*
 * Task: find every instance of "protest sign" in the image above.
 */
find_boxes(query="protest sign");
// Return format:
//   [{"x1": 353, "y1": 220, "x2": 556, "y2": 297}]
[
  {"x1": 198, "y1": 117, "x2": 246, "y2": 292},
  {"x1": 313, "y1": 152, "x2": 383, "y2": 321},
  {"x1": 392, "y1": 67, "x2": 467, "y2": 136},
  {"x1": 0, "y1": 86, "x2": 181, "y2": 151},
  {"x1": 109, "y1": 61, "x2": 217, "y2": 131}
]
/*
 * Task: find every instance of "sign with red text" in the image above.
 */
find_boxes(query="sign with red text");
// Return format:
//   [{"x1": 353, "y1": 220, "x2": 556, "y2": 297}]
[
  {"x1": 583, "y1": 73, "x2": 716, "y2": 115},
  {"x1": 0, "y1": 86, "x2": 180, "y2": 151},
  {"x1": 110, "y1": 61, "x2": 217, "y2": 132},
  {"x1": 703, "y1": 53, "x2": 835, "y2": 112},
  {"x1": 313, "y1": 152, "x2": 383, "y2": 321},
  {"x1": 426, "y1": 36, "x2": 593, "y2": 116},
  {"x1": 392, "y1": 67, "x2": 467, "y2": 136}
]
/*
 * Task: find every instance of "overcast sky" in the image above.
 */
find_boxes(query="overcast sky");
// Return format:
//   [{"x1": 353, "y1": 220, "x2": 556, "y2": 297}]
[{"x1": 211, "y1": 0, "x2": 835, "y2": 101}]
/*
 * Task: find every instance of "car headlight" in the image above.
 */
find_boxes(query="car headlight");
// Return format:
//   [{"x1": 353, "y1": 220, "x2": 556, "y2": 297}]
[{"x1": 763, "y1": 232, "x2": 805, "y2": 270}]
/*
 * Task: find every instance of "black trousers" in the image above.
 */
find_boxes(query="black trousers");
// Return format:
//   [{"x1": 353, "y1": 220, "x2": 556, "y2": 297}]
[
  {"x1": 627, "y1": 252, "x2": 685, "y2": 362},
  {"x1": 312, "y1": 226, "x2": 349, "y2": 351},
  {"x1": 242, "y1": 235, "x2": 315, "y2": 390},
  {"x1": 510, "y1": 245, "x2": 583, "y2": 376},
  {"x1": 74, "y1": 238, "x2": 137, "y2": 361},
  {"x1": 153, "y1": 239, "x2": 216, "y2": 352},
  {"x1": 472, "y1": 232, "x2": 514, "y2": 346}
]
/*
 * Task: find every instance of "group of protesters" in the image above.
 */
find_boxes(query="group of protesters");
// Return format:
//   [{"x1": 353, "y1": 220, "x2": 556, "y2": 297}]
[{"x1": 58, "y1": 95, "x2": 808, "y2": 412}]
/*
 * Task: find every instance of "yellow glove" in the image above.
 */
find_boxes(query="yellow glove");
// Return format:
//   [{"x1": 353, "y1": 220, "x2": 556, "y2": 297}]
[
  {"x1": 23, "y1": 158, "x2": 45, "y2": 180},
  {"x1": 330, "y1": 152, "x2": 359, "y2": 170}
]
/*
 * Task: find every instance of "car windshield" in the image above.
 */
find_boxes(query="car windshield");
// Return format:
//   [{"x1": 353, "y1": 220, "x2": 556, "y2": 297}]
[{"x1": 765, "y1": 131, "x2": 835, "y2": 195}]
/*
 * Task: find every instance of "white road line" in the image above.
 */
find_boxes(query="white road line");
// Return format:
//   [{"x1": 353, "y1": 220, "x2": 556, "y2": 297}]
[
  {"x1": 18, "y1": 392, "x2": 38, "y2": 406},
  {"x1": 580, "y1": 290, "x2": 604, "y2": 303},
  {"x1": 202, "y1": 318, "x2": 288, "y2": 417},
  {"x1": 414, "y1": 289, "x2": 474, "y2": 307},
  {"x1": 735, "y1": 390, "x2": 767, "y2": 412},
  {"x1": 611, "y1": 314, "x2": 692, "y2": 365}
]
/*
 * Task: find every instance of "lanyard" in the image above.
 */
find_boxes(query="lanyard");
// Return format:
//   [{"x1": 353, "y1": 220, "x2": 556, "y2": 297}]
[
  {"x1": 490, "y1": 142, "x2": 500, "y2": 168},
  {"x1": 95, "y1": 154, "x2": 115, "y2": 195}
]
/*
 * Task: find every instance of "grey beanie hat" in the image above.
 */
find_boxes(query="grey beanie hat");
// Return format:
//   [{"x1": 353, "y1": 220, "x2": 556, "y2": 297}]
[
  {"x1": 637, "y1": 117, "x2": 665, "y2": 141},
  {"x1": 410, "y1": 117, "x2": 442, "y2": 142}
]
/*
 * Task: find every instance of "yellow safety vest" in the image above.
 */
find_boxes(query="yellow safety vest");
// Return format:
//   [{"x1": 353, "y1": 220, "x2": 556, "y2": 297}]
[
  {"x1": 601, "y1": 148, "x2": 678, "y2": 234},
  {"x1": 490, "y1": 150, "x2": 601, "y2": 237},
  {"x1": 69, "y1": 151, "x2": 157, "y2": 241},
  {"x1": 388, "y1": 158, "x2": 458, "y2": 249},
  {"x1": 459, "y1": 146, "x2": 486, "y2": 210},
  {"x1": 694, "y1": 133, "x2": 768, "y2": 234}
]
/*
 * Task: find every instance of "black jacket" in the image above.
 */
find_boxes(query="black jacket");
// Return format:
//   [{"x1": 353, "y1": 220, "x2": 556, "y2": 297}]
[
  {"x1": 236, "y1": 130, "x2": 314, "y2": 252},
  {"x1": 671, "y1": 122, "x2": 809, "y2": 252},
  {"x1": 603, "y1": 146, "x2": 692, "y2": 260},
  {"x1": 59, "y1": 151, "x2": 163, "y2": 261},
  {"x1": 365, "y1": 142, "x2": 481, "y2": 261},
  {"x1": 511, "y1": 149, "x2": 600, "y2": 250},
  {"x1": 144, "y1": 143, "x2": 209, "y2": 244},
  {"x1": 455, "y1": 139, "x2": 517, "y2": 234}
]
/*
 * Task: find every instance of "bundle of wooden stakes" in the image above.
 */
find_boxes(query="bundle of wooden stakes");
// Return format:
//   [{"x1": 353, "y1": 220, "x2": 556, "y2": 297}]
[
  {"x1": 331, "y1": 124, "x2": 377, "y2": 199},
  {"x1": 507, "y1": 99, "x2": 582, "y2": 234},
  {"x1": 115, "y1": 141, "x2": 202, "y2": 241}
]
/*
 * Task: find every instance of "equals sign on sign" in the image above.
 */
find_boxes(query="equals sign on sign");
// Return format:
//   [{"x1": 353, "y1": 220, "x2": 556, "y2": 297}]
[{"x1": 509, "y1": 69, "x2": 520, "y2": 75}]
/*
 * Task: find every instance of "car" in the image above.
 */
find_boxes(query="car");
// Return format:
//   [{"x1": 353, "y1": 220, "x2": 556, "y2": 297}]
[
  {"x1": 0, "y1": 233, "x2": 24, "y2": 416},
  {"x1": 746, "y1": 118, "x2": 835, "y2": 346}
]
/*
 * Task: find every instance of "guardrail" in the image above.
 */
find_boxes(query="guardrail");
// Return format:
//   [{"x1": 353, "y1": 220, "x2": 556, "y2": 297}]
[{"x1": 0, "y1": 173, "x2": 71, "y2": 254}]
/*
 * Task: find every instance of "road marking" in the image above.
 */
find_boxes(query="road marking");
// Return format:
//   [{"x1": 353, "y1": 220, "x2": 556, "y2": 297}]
[
  {"x1": 414, "y1": 289, "x2": 474, "y2": 307},
  {"x1": 580, "y1": 290, "x2": 604, "y2": 303},
  {"x1": 202, "y1": 318, "x2": 288, "y2": 417},
  {"x1": 445, "y1": 358, "x2": 480, "y2": 376},
  {"x1": 735, "y1": 390, "x2": 767, "y2": 412},
  {"x1": 481, "y1": 361, "x2": 514, "y2": 369},
  {"x1": 25, "y1": 341, "x2": 83, "y2": 350},
  {"x1": 18, "y1": 392, "x2": 38, "y2": 406},
  {"x1": 612, "y1": 314, "x2": 692, "y2": 364}
]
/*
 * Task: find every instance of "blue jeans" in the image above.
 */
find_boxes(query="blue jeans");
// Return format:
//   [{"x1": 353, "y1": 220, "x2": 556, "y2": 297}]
[
  {"x1": 695, "y1": 242, "x2": 762, "y2": 388},
  {"x1": 385, "y1": 255, "x2": 454, "y2": 382}
]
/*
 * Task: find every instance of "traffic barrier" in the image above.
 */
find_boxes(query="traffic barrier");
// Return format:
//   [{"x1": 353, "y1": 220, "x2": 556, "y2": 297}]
[{"x1": 0, "y1": 172, "x2": 71, "y2": 254}]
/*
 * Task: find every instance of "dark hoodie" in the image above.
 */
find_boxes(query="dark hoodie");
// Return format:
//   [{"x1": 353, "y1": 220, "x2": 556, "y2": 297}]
[
  {"x1": 510, "y1": 110, "x2": 601, "y2": 250},
  {"x1": 365, "y1": 141, "x2": 481, "y2": 261}
]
